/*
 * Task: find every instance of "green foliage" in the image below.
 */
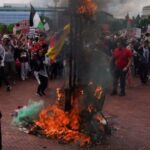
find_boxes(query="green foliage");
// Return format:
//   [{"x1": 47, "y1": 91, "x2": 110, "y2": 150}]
[
  {"x1": 135, "y1": 14, "x2": 150, "y2": 32},
  {"x1": 0, "y1": 24, "x2": 7, "y2": 33},
  {"x1": 7, "y1": 24, "x2": 14, "y2": 33},
  {"x1": 0, "y1": 23, "x2": 15, "y2": 34}
]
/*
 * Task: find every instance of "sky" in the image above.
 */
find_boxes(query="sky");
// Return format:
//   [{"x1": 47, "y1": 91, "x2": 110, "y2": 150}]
[
  {"x1": 0, "y1": 0, "x2": 149, "y2": 18},
  {"x1": 102, "y1": 0, "x2": 150, "y2": 18}
]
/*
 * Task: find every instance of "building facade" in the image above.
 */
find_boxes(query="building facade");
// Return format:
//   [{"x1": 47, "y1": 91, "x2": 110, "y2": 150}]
[
  {"x1": 142, "y1": 5, "x2": 150, "y2": 18},
  {"x1": 0, "y1": 4, "x2": 67, "y2": 25}
]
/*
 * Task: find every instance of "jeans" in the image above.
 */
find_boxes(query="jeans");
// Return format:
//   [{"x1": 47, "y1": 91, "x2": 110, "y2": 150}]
[
  {"x1": 37, "y1": 75, "x2": 48, "y2": 94},
  {"x1": 139, "y1": 63, "x2": 149, "y2": 84},
  {"x1": 21, "y1": 62, "x2": 29, "y2": 80},
  {"x1": 0, "y1": 67, "x2": 10, "y2": 86},
  {"x1": 112, "y1": 68, "x2": 127, "y2": 94},
  {"x1": 5, "y1": 61, "x2": 16, "y2": 81}
]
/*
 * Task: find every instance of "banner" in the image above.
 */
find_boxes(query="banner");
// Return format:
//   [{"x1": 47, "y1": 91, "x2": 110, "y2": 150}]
[
  {"x1": 127, "y1": 28, "x2": 141, "y2": 38},
  {"x1": 134, "y1": 28, "x2": 141, "y2": 38},
  {"x1": 13, "y1": 20, "x2": 29, "y2": 34},
  {"x1": 147, "y1": 24, "x2": 150, "y2": 33}
]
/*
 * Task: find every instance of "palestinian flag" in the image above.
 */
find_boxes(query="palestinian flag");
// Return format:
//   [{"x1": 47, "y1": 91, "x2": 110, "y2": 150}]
[{"x1": 29, "y1": 4, "x2": 44, "y2": 30}]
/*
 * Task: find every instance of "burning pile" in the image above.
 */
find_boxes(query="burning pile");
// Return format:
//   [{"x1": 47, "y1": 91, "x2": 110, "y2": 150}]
[
  {"x1": 35, "y1": 104, "x2": 90, "y2": 146},
  {"x1": 12, "y1": 84, "x2": 111, "y2": 146}
]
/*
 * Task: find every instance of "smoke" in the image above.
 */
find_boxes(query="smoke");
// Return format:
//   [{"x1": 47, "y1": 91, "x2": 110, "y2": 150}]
[
  {"x1": 30, "y1": 0, "x2": 49, "y2": 7},
  {"x1": 30, "y1": 0, "x2": 68, "y2": 7},
  {"x1": 97, "y1": 0, "x2": 149, "y2": 18},
  {"x1": 12, "y1": 100, "x2": 44, "y2": 127}
]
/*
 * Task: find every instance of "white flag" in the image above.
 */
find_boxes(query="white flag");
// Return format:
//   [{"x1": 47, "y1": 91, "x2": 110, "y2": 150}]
[
  {"x1": 33, "y1": 12, "x2": 41, "y2": 28},
  {"x1": 44, "y1": 22, "x2": 50, "y2": 31}
]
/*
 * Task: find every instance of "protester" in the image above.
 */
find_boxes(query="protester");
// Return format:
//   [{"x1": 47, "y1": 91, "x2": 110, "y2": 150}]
[
  {"x1": 111, "y1": 39, "x2": 132, "y2": 96},
  {"x1": 0, "y1": 36, "x2": 11, "y2": 91},
  {"x1": 138, "y1": 40, "x2": 150, "y2": 84},
  {"x1": 3, "y1": 35, "x2": 16, "y2": 84},
  {"x1": 19, "y1": 45, "x2": 29, "y2": 80},
  {"x1": 34, "y1": 48, "x2": 49, "y2": 96}
]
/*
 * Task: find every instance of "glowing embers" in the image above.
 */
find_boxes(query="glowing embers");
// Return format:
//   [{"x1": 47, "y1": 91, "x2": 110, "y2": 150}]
[{"x1": 77, "y1": 0, "x2": 97, "y2": 17}]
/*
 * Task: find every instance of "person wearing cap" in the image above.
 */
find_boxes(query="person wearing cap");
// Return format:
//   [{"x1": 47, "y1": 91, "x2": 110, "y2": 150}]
[
  {"x1": 3, "y1": 35, "x2": 16, "y2": 85},
  {"x1": 0, "y1": 37, "x2": 11, "y2": 91},
  {"x1": 111, "y1": 39, "x2": 132, "y2": 96}
]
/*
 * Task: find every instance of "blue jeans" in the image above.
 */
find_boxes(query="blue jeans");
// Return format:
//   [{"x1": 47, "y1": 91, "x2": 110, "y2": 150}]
[{"x1": 112, "y1": 68, "x2": 127, "y2": 94}]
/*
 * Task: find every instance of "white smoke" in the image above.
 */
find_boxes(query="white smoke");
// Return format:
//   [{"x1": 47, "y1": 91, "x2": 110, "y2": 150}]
[
  {"x1": 101, "y1": 0, "x2": 150, "y2": 18},
  {"x1": 30, "y1": 0, "x2": 49, "y2": 7},
  {"x1": 1, "y1": 0, "x2": 149, "y2": 18},
  {"x1": 30, "y1": 0, "x2": 68, "y2": 7}
]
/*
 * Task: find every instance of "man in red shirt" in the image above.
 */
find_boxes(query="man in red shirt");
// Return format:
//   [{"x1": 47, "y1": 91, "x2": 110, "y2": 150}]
[{"x1": 111, "y1": 39, "x2": 132, "y2": 96}]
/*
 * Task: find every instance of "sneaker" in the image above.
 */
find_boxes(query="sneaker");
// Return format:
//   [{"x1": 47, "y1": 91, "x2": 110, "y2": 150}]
[
  {"x1": 36, "y1": 92, "x2": 43, "y2": 97},
  {"x1": 119, "y1": 93, "x2": 125, "y2": 96},
  {"x1": 110, "y1": 91, "x2": 117, "y2": 96},
  {"x1": 41, "y1": 92, "x2": 46, "y2": 96}
]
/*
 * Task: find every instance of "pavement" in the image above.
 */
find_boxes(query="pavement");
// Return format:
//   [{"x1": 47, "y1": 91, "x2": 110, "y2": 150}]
[{"x1": 0, "y1": 78, "x2": 150, "y2": 150}]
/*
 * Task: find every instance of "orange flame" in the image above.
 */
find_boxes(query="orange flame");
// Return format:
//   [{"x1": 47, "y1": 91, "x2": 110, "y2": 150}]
[
  {"x1": 36, "y1": 104, "x2": 90, "y2": 146},
  {"x1": 77, "y1": 0, "x2": 97, "y2": 16},
  {"x1": 35, "y1": 85, "x2": 104, "y2": 146},
  {"x1": 94, "y1": 86, "x2": 103, "y2": 100}
]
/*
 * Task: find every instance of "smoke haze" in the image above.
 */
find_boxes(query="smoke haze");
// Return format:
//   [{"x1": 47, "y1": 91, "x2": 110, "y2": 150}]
[
  {"x1": 1, "y1": 0, "x2": 149, "y2": 17},
  {"x1": 98, "y1": 0, "x2": 150, "y2": 18}
]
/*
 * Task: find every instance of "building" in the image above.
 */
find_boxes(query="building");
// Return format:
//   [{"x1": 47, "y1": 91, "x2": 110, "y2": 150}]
[
  {"x1": 0, "y1": 3, "x2": 67, "y2": 25},
  {"x1": 142, "y1": 5, "x2": 150, "y2": 18}
]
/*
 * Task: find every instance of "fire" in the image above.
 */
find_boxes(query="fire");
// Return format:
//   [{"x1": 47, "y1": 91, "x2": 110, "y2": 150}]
[
  {"x1": 94, "y1": 86, "x2": 103, "y2": 100},
  {"x1": 34, "y1": 84, "x2": 107, "y2": 146},
  {"x1": 35, "y1": 93, "x2": 91, "y2": 146},
  {"x1": 77, "y1": 0, "x2": 97, "y2": 16},
  {"x1": 56, "y1": 88, "x2": 65, "y2": 107}
]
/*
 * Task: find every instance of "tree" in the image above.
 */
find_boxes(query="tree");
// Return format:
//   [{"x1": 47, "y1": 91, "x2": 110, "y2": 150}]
[
  {"x1": 138, "y1": 16, "x2": 150, "y2": 32},
  {"x1": 0, "y1": 24, "x2": 7, "y2": 34},
  {"x1": 7, "y1": 24, "x2": 14, "y2": 33}
]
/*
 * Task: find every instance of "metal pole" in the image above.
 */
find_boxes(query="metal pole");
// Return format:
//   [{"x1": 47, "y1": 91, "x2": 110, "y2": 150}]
[
  {"x1": 64, "y1": 0, "x2": 73, "y2": 112},
  {"x1": 0, "y1": 111, "x2": 2, "y2": 150},
  {"x1": 53, "y1": 0, "x2": 59, "y2": 31},
  {"x1": 65, "y1": 0, "x2": 77, "y2": 112}
]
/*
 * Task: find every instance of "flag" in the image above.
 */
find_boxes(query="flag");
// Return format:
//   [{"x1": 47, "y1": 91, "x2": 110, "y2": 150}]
[
  {"x1": 46, "y1": 24, "x2": 70, "y2": 61},
  {"x1": 29, "y1": 4, "x2": 44, "y2": 29},
  {"x1": 29, "y1": 4, "x2": 36, "y2": 27},
  {"x1": 44, "y1": 22, "x2": 50, "y2": 31},
  {"x1": 13, "y1": 26, "x2": 17, "y2": 35}
]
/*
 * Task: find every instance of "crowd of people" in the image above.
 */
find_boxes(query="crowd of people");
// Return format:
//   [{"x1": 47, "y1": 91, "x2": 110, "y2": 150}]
[
  {"x1": 0, "y1": 30, "x2": 150, "y2": 97},
  {"x1": 0, "y1": 33, "x2": 64, "y2": 95},
  {"x1": 107, "y1": 33, "x2": 150, "y2": 96}
]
